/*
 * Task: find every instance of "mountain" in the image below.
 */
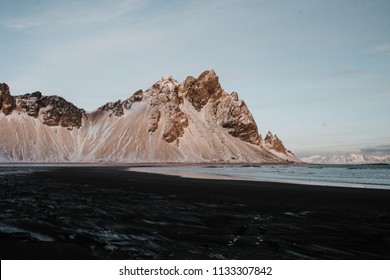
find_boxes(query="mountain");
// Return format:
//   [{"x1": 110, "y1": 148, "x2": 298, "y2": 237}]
[
  {"x1": 301, "y1": 153, "x2": 390, "y2": 164},
  {"x1": 0, "y1": 70, "x2": 298, "y2": 163},
  {"x1": 263, "y1": 131, "x2": 296, "y2": 161}
]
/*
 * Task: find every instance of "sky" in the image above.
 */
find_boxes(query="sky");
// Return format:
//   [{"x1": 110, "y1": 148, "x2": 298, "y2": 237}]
[{"x1": 1, "y1": 0, "x2": 389, "y2": 157}]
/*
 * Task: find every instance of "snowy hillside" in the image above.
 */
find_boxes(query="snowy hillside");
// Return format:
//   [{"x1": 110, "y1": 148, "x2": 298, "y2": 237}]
[{"x1": 301, "y1": 153, "x2": 390, "y2": 164}]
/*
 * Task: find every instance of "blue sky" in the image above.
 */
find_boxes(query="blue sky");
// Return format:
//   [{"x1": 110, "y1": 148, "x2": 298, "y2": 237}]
[{"x1": 1, "y1": 0, "x2": 389, "y2": 156}]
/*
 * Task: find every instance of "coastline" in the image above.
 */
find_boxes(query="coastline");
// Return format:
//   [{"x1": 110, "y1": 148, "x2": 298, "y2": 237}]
[
  {"x1": 128, "y1": 165, "x2": 390, "y2": 190},
  {"x1": 1, "y1": 165, "x2": 390, "y2": 259}
]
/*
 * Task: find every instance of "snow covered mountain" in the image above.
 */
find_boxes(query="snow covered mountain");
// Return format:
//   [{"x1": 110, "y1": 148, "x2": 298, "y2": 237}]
[
  {"x1": 0, "y1": 70, "x2": 298, "y2": 163},
  {"x1": 301, "y1": 153, "x2": 390, "y2": 164}
]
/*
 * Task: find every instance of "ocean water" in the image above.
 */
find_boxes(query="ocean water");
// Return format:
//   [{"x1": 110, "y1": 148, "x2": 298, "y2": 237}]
[{"x1": 167, "y1": 164, "x2": 390, "y2": 189}]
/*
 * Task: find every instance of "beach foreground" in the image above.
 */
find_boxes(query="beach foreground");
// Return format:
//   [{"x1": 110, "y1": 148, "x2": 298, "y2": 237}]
[{"x1": 1, "y1": 166, "x2": 389, "y2": 259}]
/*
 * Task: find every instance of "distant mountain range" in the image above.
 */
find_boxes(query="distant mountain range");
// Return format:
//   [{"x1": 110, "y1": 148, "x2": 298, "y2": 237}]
[
  {"x1": 0, "y1": 70, "x2": 298, "y2": 163},
  {"x1": 301, "y1": 153, "x2": 390, "y2": 164}
]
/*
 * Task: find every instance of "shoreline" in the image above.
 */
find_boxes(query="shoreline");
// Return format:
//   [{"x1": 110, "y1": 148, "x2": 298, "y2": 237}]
[
  {"x1": 0, "y1": 161, "x2": 299, "y2": 167},
  {"x1": 128, "y1": 166, "x2": 390, "y2": 191},
  {"x1": 2, "y1": 162, "x2": 389, "y2": 190}
]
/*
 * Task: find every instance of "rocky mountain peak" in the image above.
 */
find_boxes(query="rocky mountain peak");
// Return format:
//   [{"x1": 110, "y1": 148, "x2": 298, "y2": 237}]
[
  {"x1": 145, "y1": 76, "x2": 187, "y2": 144},
  {"x1": 141, "y1": 70, "x2": 263, "y2": 146},
  {"x1": 17, "y1": 94, "x2": 86, "y2": 129},
  {"x1": 0, "y1": 83, "x2": 15, "y2": 115},
  {"x1": 0, "y1": 84, "x2": 86, "y2": 129},
  {"x1": 212, "y1": 91, "x2": 261, "y2": 145},
  {"x1": 264, "y1": 131, "x2": 293, "y2": 155},
  {"x1": 146, "y1": 76, "x2": 181, "y2": 107},
  {"x1": 149, "y1": 70, "x2": 260, "y2": 146},
  {"x1": 98, "y1": 99, "x2": 124, "y2": 117},
  {"x1": 98, "y1": 89, "x2": 144, "y2": 117},
  {"x1": 186, "y1": 70, "x2": 223, "y2": 111},
  {"x1": 265, "y1": 131, "x2": 274, "y2": 141}
]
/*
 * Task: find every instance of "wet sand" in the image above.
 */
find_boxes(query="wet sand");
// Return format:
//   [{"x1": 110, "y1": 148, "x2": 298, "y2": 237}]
[{"x1": 1, "y1": 166, "x2": 389, "y2": 259}]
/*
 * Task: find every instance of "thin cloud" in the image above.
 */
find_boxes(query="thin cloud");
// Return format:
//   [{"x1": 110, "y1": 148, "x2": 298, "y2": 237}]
[
  {"x1": 368, "y1": 43, "x2": 390, "y2": 55},
  {"x1": 52, "y1": 0, "x2": 148, "y2": 25},
  {"x1": 1, "y1": 0, "x2": 147, "y2": 29},
  {"x1": 2, "y1": 18, "x2": 45, "y2": 29}
]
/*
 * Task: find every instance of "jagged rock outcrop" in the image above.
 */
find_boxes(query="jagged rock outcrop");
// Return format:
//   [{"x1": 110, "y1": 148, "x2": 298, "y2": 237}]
[
  {"x1": 145, "y1": 76, "x2": 187, "y2": 143},
  {"x1": 15, "y1": 91, "x2": 42, "y2": 117},
  {"x1": 38, "y1": 96, "x2": 86, "y2": 128},
  {"x1": 176, "y1": 71, "x2": 262, "y2": 145},
  {"x1": 130, "y1": 89, "x2": 143, "y2": 102},
  {"x1": 99, "y1": 100, "x2": 124, "y2": 117},
  {"x1": 162, "y1": 108, "x2": 189, "y2": 143},
  {"x1": 1, "y1": 85, "x2": 85, "y2": 129},
  {"x1": 16, "y1": 93, "x2": 86, "y2": 129},
  {"x1": 0, "y1": 71, "x2": 298, "y2": 163},
  {"x1": 186, "y1": 70, "x2": 223, "y2": 111},
  {"x1": 98, "y1": 89, "x2": 144, "y2": 117},
  {"x1": 212, "y1": 92, "x2": 261, "y2": 145},
  {"x1": 264, "y1": 131, "x2": 295, "y2": 157},
  {"x1": 0, "y1": 83, "x2": 15, "y2": 115},
  {"x1": 148, "y1": 109, "x2": 161, "y2": 133},
  {"x1": 144, "y1": 72, "x2": 261, "y2": 146}
]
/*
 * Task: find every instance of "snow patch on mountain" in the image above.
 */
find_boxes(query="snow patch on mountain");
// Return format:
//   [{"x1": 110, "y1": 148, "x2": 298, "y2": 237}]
[{"x1": 301, "y1": 153, "x2": 390, "y2": 164}]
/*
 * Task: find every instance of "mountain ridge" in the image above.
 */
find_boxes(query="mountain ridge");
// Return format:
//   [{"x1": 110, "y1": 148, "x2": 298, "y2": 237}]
[
  {"x1": 0, "y1": 70, "x2": 298, "y2": 163},
  {"x1": 301, "y1": 153, "x2": 390, "y2": 164}
]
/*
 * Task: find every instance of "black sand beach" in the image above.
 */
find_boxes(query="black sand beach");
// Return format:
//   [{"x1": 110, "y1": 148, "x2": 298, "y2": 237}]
[{"x1": 1, "y1": 166, "x2": 389, "y2": 259}]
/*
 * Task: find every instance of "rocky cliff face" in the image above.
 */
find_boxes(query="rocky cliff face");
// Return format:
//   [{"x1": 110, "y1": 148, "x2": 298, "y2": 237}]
[
  {"x1": 0, "y1": 83, "x2": 15, "y2": 115},
  {"x1": 1, "y1": 86, "x2": 86, "y2": 129},
  {"x1": 98, "y1": 89, "x2": 143, "y2": 117},
  {"x1": 143, "y1": 76, "x2": 188, "y2": 144},
  {"x1": 264, "y1": 131, "x2": 296, "y2": 158},
  {"x1": 186, "y1": 70, "x2": 223, "y2": 111},
  {"x1": 0, "y1": 71, "x2": 298, "y2": 163},
  {"x1": 17, "y1": 93, "x2": 86, "y2": 129},
  {"x1": 182, "y1": 70, "x2": 261, "y2": 145},
  {"x1": 212, "y1": 92, "x2": 261, "y2": 145}
]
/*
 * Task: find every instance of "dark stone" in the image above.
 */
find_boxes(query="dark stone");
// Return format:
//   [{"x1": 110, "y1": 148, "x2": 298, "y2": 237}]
[
  {"x1": 187, "y1": 70, "x2": 222, "y2": 111},
  {"x1": 0, "y1": 83, "x2": 16, "y2": 115}
]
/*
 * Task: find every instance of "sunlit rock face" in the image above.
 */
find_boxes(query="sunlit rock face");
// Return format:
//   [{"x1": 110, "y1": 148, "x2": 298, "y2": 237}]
[
  {"x1": 263, "y1": 131, "x2": 296, "y2": 159},
  {"x1": 3, "y1": 87, "x2": 86, "y2": 129},
  {"x1": 0, "y1": 83, "x2": 15, "y2": 115}
]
